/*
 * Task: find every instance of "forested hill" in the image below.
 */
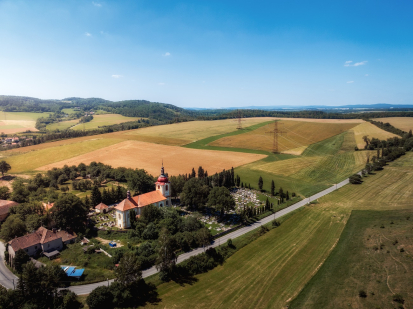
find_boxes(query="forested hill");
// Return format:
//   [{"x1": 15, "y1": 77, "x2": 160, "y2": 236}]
[{"x1": 0, "y1": 95, "x2": 197, "y2": 122}]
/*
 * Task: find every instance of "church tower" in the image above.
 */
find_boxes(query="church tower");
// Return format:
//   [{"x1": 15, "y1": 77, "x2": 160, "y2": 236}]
[{"x1": 155, "y1": 163, "x2": 171, "y2": 206}]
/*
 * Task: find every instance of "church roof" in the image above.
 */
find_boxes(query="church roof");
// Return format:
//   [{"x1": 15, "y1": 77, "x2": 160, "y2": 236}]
[
  {"x1": 95, "y1": 203, "x2": 108, "y2": 210},
  {"x1": 115, "y1": 191, "x2": 167, "y2": 212},
  {"x1": 114, "y1": 198, "x2": 138, "y2": 211},
  {"x1": 134, "y1": 191, "x2": 167, "y2": 207}
]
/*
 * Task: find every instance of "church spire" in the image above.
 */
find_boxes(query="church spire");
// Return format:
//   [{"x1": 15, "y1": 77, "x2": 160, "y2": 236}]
[{"x1": 161, "y1": 159, "x2": 164, "y2": 175}]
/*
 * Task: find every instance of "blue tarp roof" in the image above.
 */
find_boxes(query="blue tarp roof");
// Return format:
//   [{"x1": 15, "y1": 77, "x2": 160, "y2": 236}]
[
  {"x1": 61, "y1": 266, "x2": 84, "y2": 278},
  {"x1": 68, "y1": 269, "x2": 84, "y2": 277}
]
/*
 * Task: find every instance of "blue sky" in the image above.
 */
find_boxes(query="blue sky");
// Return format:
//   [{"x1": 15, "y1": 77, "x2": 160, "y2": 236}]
[{"x1": 0, "y1": 0, "x2": 412, "y2": 108}]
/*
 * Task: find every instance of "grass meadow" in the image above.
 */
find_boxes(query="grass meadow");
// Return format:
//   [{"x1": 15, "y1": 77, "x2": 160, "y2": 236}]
[
  {"x1": 142, "y1": 152, "x2": 413, "y2": 309},
  {"x1": 71, "y1": 114, "x2": 143, "y2": 130}
]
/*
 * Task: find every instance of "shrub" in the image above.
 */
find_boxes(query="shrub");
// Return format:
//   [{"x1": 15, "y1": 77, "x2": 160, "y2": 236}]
[
  {"x1": 349, "y1": 174, "x2": 363, "y2": 184},
  {"x1": 400, "y1": 248, "x2": 405, "y2": 252},
  {"x1": 86, "y1": 286, "x2": 114, "y2": 309},
  {"x1": 227, "y1": 238, "x2": 233, "y2": 247},
  {"x1": 258, "y1": 225, "x2": 269, "y2": 236},
  {"x1": 359, "y1": 290, "x2": 367, "y2": 298},
  {"x1": 393, "y1": 293, "x2": 405, "y2": 304},
  {"x1": 272, "y1": 220, "x2": 280, "y2": 227}
]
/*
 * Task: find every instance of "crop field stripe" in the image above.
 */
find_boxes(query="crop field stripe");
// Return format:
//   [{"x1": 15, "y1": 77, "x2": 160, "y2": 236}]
[{"x1": 184, "y1": 120, "x2": 275, "y2": 154}]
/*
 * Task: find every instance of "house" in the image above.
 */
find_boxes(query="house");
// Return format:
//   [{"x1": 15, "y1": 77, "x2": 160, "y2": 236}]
[
  {"x1": 0, "y1": 200, "x2": 19, "y2": 222},
  {"x1": 95, "y1": 202, "x2": 109, "y2": 214},
  {"x1": 8, "y1": 227, "x2": 77, "y2": 266},
  {"x1": 114, "y1": 165, "x2": 171, "y2": 229}
]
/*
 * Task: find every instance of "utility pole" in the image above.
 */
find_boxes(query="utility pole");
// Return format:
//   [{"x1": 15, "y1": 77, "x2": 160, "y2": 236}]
[
  {"x1": 265, "y1": 121, "x2": 286, "y2": 153},
  {"x1": 234, "y1": 110, "x2": 245, "y2": 130}
]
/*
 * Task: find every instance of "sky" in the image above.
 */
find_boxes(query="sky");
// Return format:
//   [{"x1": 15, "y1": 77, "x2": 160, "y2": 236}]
[{"x1": 0, "y1": 0, "x2": 412, "y2": 108}]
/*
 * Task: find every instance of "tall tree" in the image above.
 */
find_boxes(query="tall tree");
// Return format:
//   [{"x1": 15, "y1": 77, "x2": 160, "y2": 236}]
[
  {"x1": 271, "y1": 180, "x2": 275, "y2": 196},
  {"x1": 180, "y1": 177, "x2": 210, "y2": 209},
  {"x1": 114, "y1": 252, "x2": 142, "y2": 286},
  {"x1": 0, "y1": 160, "x2": 11, "y2": 178},
  {"x1": 52, "y1": 193, "x2": 88, "y2": 232},
  {"x1": 156, "y1": 228, "x2": 177, "y2": 281},
  {"x1": 91, "y1": 185, "x2": 102, "y2": 206},
  {"x1": 258, "y1": 176, "x2": 263, "y2": 191},
  {"x1": 0, "y1": 215, "x2": 26, "y2": 241},
  {"x1": 207, "y1": 186, "x2": 236, "y2": 218}
]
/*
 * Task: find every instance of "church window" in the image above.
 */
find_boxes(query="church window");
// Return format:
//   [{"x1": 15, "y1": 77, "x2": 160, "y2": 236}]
[
  {"x1": 166, "y1": 200, "x2": 169, "y2": 206},
  {"x1": 160, "y1": 203, "x2": 163, "y2": 207},
  {"x1": 158, "y1": 185, "x2": 160, "y2": 189},
  {"x1": 118, "y1": 214, "x2": 121, "y2": 219},
  {"x1": 166, "y1": 185, "x2": 168, "y2": 191}
]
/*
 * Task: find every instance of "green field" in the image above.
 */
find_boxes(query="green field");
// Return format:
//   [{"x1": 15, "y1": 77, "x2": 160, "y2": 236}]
[
  {"x1": 235, "y1": 132, "x2": 372, "y2": 197},
  {"x1": 72, "y1": 114, "x2": 143, "y2": 130},
  {"x1": 46, "y1": 119, "x2": 79, "y2": 131},
  {"x1": 290, "y1": 209, "x2": 413, "y2": 309},
  {"x1": 0, "y1": 111, "x2": 52, "y2": 121},
  {"x1": 143, "y1": 152, "x2": 413, "y2": 309}
]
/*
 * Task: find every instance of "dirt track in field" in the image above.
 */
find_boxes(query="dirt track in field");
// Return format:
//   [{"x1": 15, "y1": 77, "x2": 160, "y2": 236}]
[{"x1": 36, "y1": 140, "x2": 266, "y2": 176}]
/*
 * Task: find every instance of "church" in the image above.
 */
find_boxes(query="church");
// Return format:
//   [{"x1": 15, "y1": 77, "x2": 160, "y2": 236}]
[{"x1": 114, "y1": 165, "x2": 171, "y2": 229}]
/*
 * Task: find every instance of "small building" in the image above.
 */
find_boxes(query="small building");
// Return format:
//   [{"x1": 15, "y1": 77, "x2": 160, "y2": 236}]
[
  {"x1": 95, "y1": 202, "x2": 109, "y2": 214},
  {"x1": 8, "y1": 227, "x2": 77, "y2": 266},
  {"x1": 0, "y1": 200, "x2": 19, "y2": 222},
  {"x1": 114, "y1": 165, "x2": 171, "y2": 229}
]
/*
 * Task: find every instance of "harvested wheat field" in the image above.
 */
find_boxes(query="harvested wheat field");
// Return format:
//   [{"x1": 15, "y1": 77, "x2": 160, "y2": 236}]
[
  {"x1": 376, "y1": 117, "x2": 413, "y2": 132},
  {"x1": 0, "y1": 120, "x2": 38, "y2": 133},
  {"x1": 271, "y1": 118, "x2": 364, "y2": 124},
  {"x1": 210, "y1": 121, "x2": 359, "y2": 153},
  {"x1": 124, "y1": 117, "x2": 276, "y2": 145},
  {"x1": 37, "y1": 140, "x2": 266, "y2": 176},
  {"x1": 349, "y1": 122, "x2": 398, "y2": 149}
]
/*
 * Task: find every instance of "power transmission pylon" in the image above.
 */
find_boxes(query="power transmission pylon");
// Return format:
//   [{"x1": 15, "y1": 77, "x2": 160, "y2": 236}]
[
  {"x1": 265, "y1": 121, "x2": 286, "y2": 153},
  {"x1": 234, "y1": 110, "x2": 245, "y2": 130}
]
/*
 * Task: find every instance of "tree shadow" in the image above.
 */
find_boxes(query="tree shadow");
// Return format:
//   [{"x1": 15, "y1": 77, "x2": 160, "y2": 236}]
[
  {"x1": 170, "y1": 266, "x2": 199, "y2": 286},
  {"x1": 1, "y1": 175, "x2": 15, "y2": 181}
]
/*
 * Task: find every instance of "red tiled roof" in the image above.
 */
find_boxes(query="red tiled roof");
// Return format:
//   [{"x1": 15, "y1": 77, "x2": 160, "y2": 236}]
[
  {"x1": 95, "y1": 203, "x2": 108, "y2": 210},
  {"x1": 38, "y1": 228, "x2": 60, "y2": 244},
  {"x1": 133, "y1": 191, "x2": 166, "y2": 207},
  {"x1": 9, "y1": 233, "x2": 41, "y2": 252},
  {"x1": 56, "y1": 230, "x2": 77, "y2": 243},
  {"x1": 115, "y1": 191, "x2": 167, "y2": 212},
  {"x1": 9, "y1": 227, "x2": 75, "y2": 252},
  {"x1": 114, "y1": 198, "x2": 138, "y2": 211},
  {"x1": 0, "y1": 200, "x2": 18, "y2": 216}
]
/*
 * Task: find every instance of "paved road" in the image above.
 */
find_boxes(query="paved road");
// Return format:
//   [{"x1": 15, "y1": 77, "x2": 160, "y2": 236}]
[
  {"x1": 0, "y1": 241, "x2": 18, "y2": 290},
  {"x1": 0, "y1": 178, "x2": 350, "y2": 295}
]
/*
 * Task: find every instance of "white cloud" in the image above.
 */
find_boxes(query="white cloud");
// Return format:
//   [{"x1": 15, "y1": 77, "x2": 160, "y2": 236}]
[
  {"x1": 85, "y1": 32, "x2": 92, "y2": 37},
  {"x1": 158, "y1": 82, "x2": 165, "y2": 85},
  {"x1": 92, "y1": 1, "x2": 102, "y2": 7},
  {"x1": 353, "y1": 61, "x2": 367, "y2": 66},
  {"x1": 112, "y1": 75, "x2": 122, "y2": 78},
  {"x1": 163, "y1": 52, "x2": 171, "y2": 57},
  {"x1": 347, "y1": 81, "x2": 354, "y2": 83},
  {"x1": 344, "y1": 60, "x2": 367, "y2": 67}
]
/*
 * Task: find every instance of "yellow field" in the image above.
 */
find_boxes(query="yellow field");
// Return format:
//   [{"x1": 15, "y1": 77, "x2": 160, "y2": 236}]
[
  {"x1": 36, "y1": 140, "x2": 266, "y2": 176},
  {"x1": 350, "y1": 122, "x2": 398, "y2": 149},
  {"x1": 124, "y1": 118, "x2": 276, "y2": 145},
  {"x1": 210, "y1": 121, "x2": 359, "y2": 153},
  {"x1": 376, "y1": 117, "x2": 413, "y2": 132},
  {"x1": 0, "y1": 111, "x2": 52, "y2": 133},
  {"x1": 4, "y1": 138, "x2": 123, "y2": 173}
]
